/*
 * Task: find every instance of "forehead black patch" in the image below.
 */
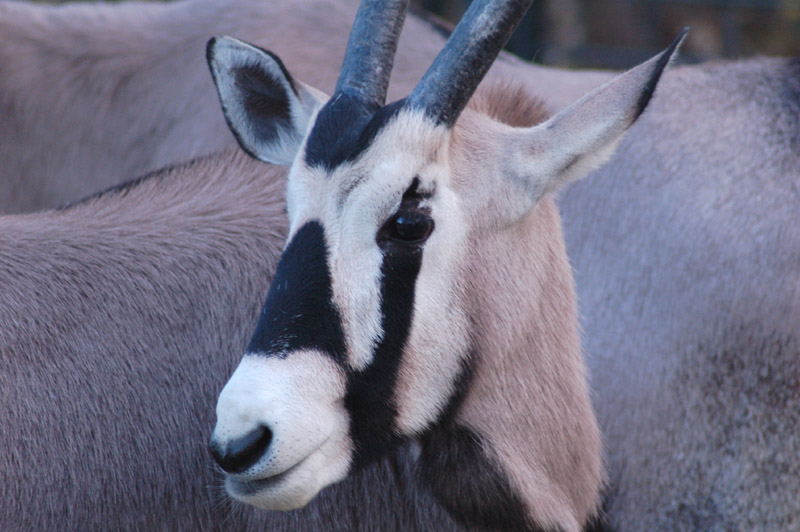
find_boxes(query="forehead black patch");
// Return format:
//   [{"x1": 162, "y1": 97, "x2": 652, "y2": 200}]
[
  {"x1": 304, "y1": 95, "x2": 405, "y2": 171},
  {"x1": 246, "y1": 221, "x2": 346, "y2": 363}
]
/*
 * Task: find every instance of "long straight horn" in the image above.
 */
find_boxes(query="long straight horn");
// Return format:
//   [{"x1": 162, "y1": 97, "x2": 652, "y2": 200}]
[
  {"x1": 334, "y1": 0, "x2": 410, "y2": 108},
  {"x1": 406, "y1": 0, "x2": 533, "y2": 127}
]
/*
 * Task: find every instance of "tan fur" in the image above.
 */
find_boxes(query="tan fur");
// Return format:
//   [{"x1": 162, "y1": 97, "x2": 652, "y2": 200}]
[
  {"x1": 449, "y1": 107, "x2": 603, "y2": 530},
  {"x1": 0, "y1": 148, "x2": 468, "y2": 531},
  {"x1": 468, "y1": 82, "x2": 549, "y2": 128},
  {"x1": 3, "y1": 0, "x2": 800, "y2": 530}
]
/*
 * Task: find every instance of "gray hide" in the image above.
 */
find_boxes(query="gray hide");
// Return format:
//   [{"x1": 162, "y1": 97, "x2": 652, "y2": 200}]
[
  {"x1": 1, "y1": 0, "x2": 798, "y2": 530},
  {"x1": 0, "y1": 149, "x2": 464, "y2": 531},
  {"x1": 561, "y1": 58, "x2": 800, "y2": 531},
  {"x1": 0, "y1": 0, "x2": 610, "y2": 214}
]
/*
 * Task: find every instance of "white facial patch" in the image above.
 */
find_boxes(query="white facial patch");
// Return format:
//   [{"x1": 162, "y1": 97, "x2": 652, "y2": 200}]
[
  {"x1": 339, "y1": 112, "x2": 451, "y2": 371},
  {"x1": 285, "y1": 110, "x2": 450, "y2": 372},
  {"x1": 393, "y1": 168, "x2": 472, "y2": 434},
  {"x1": 212, "y1": 350, "x2": 352, "y2": 510}
]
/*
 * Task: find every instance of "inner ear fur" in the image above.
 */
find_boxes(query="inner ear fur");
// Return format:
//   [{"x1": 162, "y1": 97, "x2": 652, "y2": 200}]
[
  {"x1": 207, "y1": 36, "x2": 325, "y2": 166},
  {"x1": 505, "y1": 30, "x2": 686, "y2": 203}
]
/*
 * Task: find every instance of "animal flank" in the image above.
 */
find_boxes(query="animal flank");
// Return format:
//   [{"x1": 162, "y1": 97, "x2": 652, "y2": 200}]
[{"x1": 2, "y1": 0, "x2": 799, "y2": 530}]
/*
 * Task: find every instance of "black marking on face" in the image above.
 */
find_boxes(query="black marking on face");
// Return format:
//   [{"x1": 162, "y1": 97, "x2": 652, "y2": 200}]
[
  {"x1": 304, "y1": 95, "x2": 405, "y2": 171},
  {"x1": 345, "y1": 223, "x2": 423, "y2": 467},
  {"x1": 634, "y1": 28, "x2": 687, "y2": 121},
  {"x1": 344, "y1": 181, "x2": 435, "y2": 467},
  {"x1": 418, "y1": 425, "x2": 561, "y2": 532},
  {"x1": 246, "y1": 221, "x2": 346, "y2": 363},
  {"x1": 433, "y1": 348, "x2": 477, "y2": 428},
  {"x1": 377, "y1": 178, "x2": 435, "y2": 246}
]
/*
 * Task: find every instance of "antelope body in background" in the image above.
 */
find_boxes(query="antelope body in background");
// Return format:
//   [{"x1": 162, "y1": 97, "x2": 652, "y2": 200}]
[
  {"x1": 2, "y1": 0, "x2": 799, "y2": 530},
  {"x1": 2, "y1": 147, "x2": 472, "y2": 531},
  {"x1": 202, "y1": 0, "x2": 682, "y2": 529},
  {"x1": 564, "y1": 58, "x2": 800, "y2": 531},
  {"x1": 0, "y1": 0, "x2": 610, "y2": 214},
  {"x1": 1, "y1": 0, "x2": 684, "y2": 529}
]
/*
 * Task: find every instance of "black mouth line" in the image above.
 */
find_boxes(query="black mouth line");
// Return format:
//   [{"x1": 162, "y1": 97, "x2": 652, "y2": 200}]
[{"x1": 228, "y1": 459, "x2": 304, "y2": 497}]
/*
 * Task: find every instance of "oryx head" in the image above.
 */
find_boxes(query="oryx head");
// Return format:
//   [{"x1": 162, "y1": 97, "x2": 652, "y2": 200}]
[{"x1": 206, "y1": 0, "x2": 684, "y2": 528}]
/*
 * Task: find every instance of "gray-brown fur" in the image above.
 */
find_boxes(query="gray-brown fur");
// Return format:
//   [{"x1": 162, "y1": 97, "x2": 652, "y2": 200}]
[
  {"x1": 2, "y1": 0, "x2": 799, "y2": 530},
  {"x1": 0, "y1": 148, "x2": 466, "y2": 531},
  {"x1": 561, "y1": 57, "x2": 800, "y2": 531},
  {"x1": 0, "y1": 0, "x2": 610, "y2": 214},
  {"x1": 1, "y1": 80, "x2": 605, "y2": 530}
]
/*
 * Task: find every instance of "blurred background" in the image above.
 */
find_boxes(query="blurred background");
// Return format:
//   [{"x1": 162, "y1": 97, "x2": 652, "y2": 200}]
[
  {"x1": 39, "y1": 0, "x2": 800, "y2": 68},
  {"x1": 414, "y1": 0, "x2": 800, "y2": 67}
]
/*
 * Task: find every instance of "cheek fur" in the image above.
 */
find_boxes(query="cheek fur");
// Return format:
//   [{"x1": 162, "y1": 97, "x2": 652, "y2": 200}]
[{"x1": 394, "y1": 190, "x2": 471, "y2": 435}]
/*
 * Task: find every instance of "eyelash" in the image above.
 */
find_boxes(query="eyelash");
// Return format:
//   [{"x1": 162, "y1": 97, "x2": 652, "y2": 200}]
[{"x1": 376, "y1": 177, "x2": 435, "y2": 246}]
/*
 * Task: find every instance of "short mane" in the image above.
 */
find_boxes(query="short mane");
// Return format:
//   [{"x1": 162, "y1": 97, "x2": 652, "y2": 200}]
[{"x1": 468, "y1": 82, "x2": 549, "y2": 128}]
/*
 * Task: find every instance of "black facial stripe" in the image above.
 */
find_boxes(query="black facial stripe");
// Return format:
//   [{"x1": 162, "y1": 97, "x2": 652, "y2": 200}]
[
  {"x1": 246, "y1": 221, "x2": 346, "y2": 363},
  {"x1": 419, "y1": 425, "x2": 560, "y2": 532},
  {"x1": 304, "y1": 96, "x2": 405, "y2": 171},
  {"x1": 345, "y1": 239, "x2": 423, "y2": 468},
  {"x1": 432, "y1": 348, "x2": 477, "y2": 428}
]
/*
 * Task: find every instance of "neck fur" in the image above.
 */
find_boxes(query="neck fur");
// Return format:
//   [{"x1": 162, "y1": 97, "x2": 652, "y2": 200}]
[{"x1": 420, "y1": 198, "x2": 603, "y2": 532}]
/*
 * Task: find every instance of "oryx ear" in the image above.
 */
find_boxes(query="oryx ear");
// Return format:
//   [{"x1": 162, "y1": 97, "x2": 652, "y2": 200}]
[
  {"x1": 509, "y1": 29, "x2": 687, "y2": 201},
  {"x1": 207, "y1": 36, "x2": 326, "y2": 166}
]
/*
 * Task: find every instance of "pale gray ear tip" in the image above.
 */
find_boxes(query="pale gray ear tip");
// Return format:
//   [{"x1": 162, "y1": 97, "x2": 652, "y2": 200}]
[
  {"x1": 206, "y1": 35, "x2": 237, "y2": 69},
  {"x1": 206, "y1": 35, "x2": 251, "y2": 61},
  {"x1": 206, "y1": 36, "x2": 220, "y2": 65}
]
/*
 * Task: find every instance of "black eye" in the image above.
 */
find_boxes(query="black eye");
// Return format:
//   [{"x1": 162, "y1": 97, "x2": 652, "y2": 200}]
[{"x1": 385, "y1": 210, "x2": 434, "y2": 244}]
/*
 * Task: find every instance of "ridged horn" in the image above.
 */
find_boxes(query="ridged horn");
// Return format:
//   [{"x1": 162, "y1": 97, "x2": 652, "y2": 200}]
[
  {"x1": 406, "y1": 0, "x2": 533, "y2": 127},
  {"x1": 334, "y1": 0, "x2": 410, "y2": 108}
]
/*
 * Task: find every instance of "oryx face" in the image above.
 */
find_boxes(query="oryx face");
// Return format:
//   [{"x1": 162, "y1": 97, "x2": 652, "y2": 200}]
[
  {"x1": 282, "y1": 108, "x2": 474, "y2": 437},
  {"x1": 206, "y1": 0, "x2": 684, "y2": 517},
  {"x1": 208, "y1": 93, "x2": 474, "y2": 510}
]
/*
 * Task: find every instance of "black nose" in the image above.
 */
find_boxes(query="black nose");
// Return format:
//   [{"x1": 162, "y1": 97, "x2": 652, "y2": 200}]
[{"x1": 208, "y1": 425, "x2": 273, "y2": 474}]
